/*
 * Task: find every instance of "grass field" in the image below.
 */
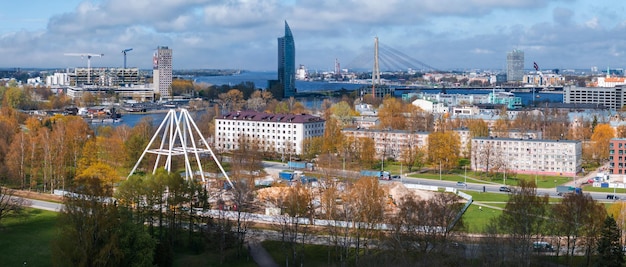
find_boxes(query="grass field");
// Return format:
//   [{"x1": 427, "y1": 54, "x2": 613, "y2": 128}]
[
  {"x1": 0, "y1": 208, "x2": 255, "y2": 267},
  {"x1": 0, "y1": 209, "x2": 58, "y2": 267},
  {"x1": 263, "y1": 239, "x2": 346, "y2": 267},
  {"x1": 173, "y1": 248, "x2": 256, "y2": 267},
  {"x1": 460, "y1": 204, "x2": 502, "y2": 233},
  {"x1": 408, "y1": 171, "x2": 572, "y2": 189}
]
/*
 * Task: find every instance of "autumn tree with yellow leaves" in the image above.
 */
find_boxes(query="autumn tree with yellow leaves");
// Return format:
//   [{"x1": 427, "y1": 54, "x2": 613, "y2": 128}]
[
  {"x1": 589, "y1": 124, "x2": 615, "y2": 163},
  {"x1": 427, "y1": 131, "x2": 461, "y2": 171}
]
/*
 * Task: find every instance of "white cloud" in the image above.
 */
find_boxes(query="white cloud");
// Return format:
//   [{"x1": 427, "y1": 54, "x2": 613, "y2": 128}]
[{"x1": 0, "y1": 0, "x2": 623, "y2": 71}]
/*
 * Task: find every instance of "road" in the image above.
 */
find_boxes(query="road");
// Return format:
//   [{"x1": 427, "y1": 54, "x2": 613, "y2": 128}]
[
  {"x1": 397, "y1": 175, "x2": 620, "y2": 202},
  {"x1": 29, "y1": 199, "x2": 63, "y2": 212}
]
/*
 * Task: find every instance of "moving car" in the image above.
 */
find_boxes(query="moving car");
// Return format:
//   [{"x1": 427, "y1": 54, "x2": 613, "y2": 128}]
[{"x1": 499, "y1": 186, "x2": 511, "y2": 192}]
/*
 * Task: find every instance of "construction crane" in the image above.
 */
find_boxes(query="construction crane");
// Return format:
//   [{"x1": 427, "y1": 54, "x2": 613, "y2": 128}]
[
  {"x1": 121, "y1": 48, "x2": 133, "y2": 68},
  {"x1": 64, "y1": 53, "x2": 104, "y2": 84}
]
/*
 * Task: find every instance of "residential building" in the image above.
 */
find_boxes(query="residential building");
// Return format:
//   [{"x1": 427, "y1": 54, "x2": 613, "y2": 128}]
[
  {"x1": 354, "y1": 116, "x2": 379, "y2": 129},
  {"x1": 523, "y1": 72, "x2": 565, "y2": 87},
  {"x1": 563, "y1": 86, "x2": 624, "y2": 110},
  {"x1": 214, "y1": 111, "x2": 325, "y2": 156},
  {"x1": 153, "y1": 46, "x2": 173, "y2": 98},
  {"x1": 507, "y1": 49, "x2": 524, "y2": 82},
  {"x1": 411, "y1": 99, "x2": 449, "y2": 114},
  {"x1": 342, "y1": 128, "x2": 429, "y2": 160},
  {"x1": 609, "y1": 138, "x2": 626, "y2": 175},
  {"x1": 278, "y1": 21, "x2": 296, "y2": 98},
  {"x1": 471, "y1": 137, "x2": 582, "y2": 177}
]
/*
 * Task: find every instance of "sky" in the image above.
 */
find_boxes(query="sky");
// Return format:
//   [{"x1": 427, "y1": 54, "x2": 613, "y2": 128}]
[{"x1": 0, "y1": 0, "x2": 625, "y2": 72}]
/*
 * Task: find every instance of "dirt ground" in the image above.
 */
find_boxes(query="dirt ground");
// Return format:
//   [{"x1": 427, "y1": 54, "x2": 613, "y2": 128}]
[
  {"x1": 255, "y1": 181, "x2": 437, "y2": 207},
  {"x1": 9, "y1": 188, "x2": 64, "y2": 202}
]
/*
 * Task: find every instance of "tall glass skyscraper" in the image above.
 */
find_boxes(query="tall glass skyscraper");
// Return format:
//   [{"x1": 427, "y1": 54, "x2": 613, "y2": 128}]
[
  {"x1": 506, "y1": 49, "x2": 524, "y2": 82},
  {"x1": 278, "y1": 21, "x2": 296, "y2": 98}
]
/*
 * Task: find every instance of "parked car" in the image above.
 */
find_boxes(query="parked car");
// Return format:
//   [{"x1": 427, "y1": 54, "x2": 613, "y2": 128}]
[
  {"x1": 499, "y1": 186, "x2": 512, "y2": 192},
  {"x1": 532, "y1": 241, "x2": 555, "y2": 252}
]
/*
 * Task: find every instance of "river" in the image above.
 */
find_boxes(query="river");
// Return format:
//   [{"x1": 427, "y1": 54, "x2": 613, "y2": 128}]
[{"x1": 110, "y1": 72, "x2": 562, "y2": 128}]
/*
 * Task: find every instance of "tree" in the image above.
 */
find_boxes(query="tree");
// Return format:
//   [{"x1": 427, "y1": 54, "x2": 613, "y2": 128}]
[
  {"x1": 218, "y1": 89, "x2": 245, "y2": 112},
  {"x1": 406, "y1": 107, "x2": 433, "y2": 132},
  {"x1": 52, "y1": 177, "x2": 155, "y2": 267},
  {"x1": 427, "y1": 131, "x2": 460, "y2": 171},
  {"x1": 590, "y1": 123, "x2": 615, "y2": 163},
  {"x1": 322, "y1": 117, "x2": 343, "y2": 154},
  {"x1": 377, "y1": 97, "x2": 407, "y2": 130},
  {"x1": 596, "y1": 216, "x2": 625, "y2": 267},
  {"x1": 346, "y1": 177, "x2": 387, "y2": 264},
  {"x1": 616, "y1": 125, "x2": 626, "y2": 138},
  {"x1": 75, "y1": 162, "x2": 120, "y2": 194},
  {"x1": 330, "y1": 101, "x2": 357, "y2": 127},
  {"x1": 0, "y1": 187, "x2": 28, "y2": 226},
  {"x1": 552, "y1": 192, "x2": 606, "y2": 265},
  {"x1": 498, "y1": 180, "x2": 549, "y2": 266}
]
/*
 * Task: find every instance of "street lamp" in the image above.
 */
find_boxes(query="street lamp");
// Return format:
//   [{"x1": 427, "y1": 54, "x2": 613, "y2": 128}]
[
  {"x1": 464, "y1": 165, "x2": 467, "y2": 184},
  {"x1": 439, "y1": 160, "x2": 442, "y2": 181}
]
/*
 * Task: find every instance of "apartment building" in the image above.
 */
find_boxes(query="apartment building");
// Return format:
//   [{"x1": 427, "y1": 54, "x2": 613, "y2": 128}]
[
  {"x1": 214, "y1": 111, "x2": 325, "y2": 156},
  {"x1": 609, "y1": 138, "x2": 626, "y2": 175},
  {"x1": 471, "y1": 137, "x2": 582, "y2": 176},
  {"x1": 342, "y1": 128, "x2": 430, "y2": 160}
]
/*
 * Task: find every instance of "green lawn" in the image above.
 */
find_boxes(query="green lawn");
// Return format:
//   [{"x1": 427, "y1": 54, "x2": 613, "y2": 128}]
[
  {"x1": 460, "y1": 205, "x2": 502, "y2": 233},
  {"x1": 0, "y1": 209, "x2": 58, "y2": 267},
  {"x1": 263, "y1": 239, "x2": 353, "y2": 267},
  {"x1": 174, "y1": 249, "x2": 256, "y2": 267},
  {"x1": 408, "y1": 171, "x2": 572, "y2": 189},
  {"x1": 580, "y1": 185, "x2": 626, "y2": 194}
]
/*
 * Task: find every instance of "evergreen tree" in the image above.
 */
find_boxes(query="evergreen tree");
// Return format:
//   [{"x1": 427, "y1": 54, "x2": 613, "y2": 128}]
[{"x1": 596, "y1": 216, "x2": 624, "y2": 267}]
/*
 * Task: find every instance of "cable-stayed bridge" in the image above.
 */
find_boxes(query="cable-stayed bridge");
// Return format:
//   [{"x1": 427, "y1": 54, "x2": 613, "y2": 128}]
[{"x1": 345, "y1": 39, "x2": 439, "y2": 72}]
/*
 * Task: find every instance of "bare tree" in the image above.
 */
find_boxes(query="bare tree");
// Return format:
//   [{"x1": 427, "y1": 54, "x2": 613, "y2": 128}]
[
  {"x1": 498, "y1": 180, "x2": 549, "y2": 267},
  {"x1": 0, "y1": 187, "x2": 28, "y2": 225}
]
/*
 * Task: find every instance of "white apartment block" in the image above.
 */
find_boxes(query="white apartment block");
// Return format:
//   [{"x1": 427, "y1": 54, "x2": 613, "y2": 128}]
[
  {"x1": 563, "y1": 86, "x2": 626, "y2": 110},
  {"x1": 411, "y1": 99, "x2": 449, "y2": 114},
  {"x1": 342, "y1": 128, "x2": 429, "y2": 160},
  {"x1": 471, "y1": 137, "x2": 582, "y2": 176},
  {"x1": 214, "y1": 111, "x2": 325, "y2": 156}
]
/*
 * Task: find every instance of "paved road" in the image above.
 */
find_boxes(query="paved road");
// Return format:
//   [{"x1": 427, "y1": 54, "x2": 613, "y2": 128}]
[
  {"x1": 29, "y1": 199, "x2": 63, "y2": 212},
  {"x1": 398, "y1": 172, "x2": 622, "y2": 202}
]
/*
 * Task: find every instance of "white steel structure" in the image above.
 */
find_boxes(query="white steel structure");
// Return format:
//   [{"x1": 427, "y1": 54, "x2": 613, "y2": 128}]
[{"x1": 128, "y1": 109, "x2": 233, "y2": 188}]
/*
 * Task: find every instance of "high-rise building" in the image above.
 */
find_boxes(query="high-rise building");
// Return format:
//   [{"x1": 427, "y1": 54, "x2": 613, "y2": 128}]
[
  {"x1": 506, "y1": 49, "x2": 524, "y2": 82},
  {"x1": 278, "y1": 21, "x2": 296, "y2": 98},
  {"x1": 153, "y1": 46, "x2": 172, "y2": 98}
]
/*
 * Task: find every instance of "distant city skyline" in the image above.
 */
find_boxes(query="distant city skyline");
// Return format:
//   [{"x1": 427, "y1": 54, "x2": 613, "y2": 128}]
[{"x1": 0, "y1": 0, "x2": 624, "y2": 72}]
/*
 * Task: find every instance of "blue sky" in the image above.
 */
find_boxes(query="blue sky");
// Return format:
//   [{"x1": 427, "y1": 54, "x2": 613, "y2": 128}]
[{"x1": 0, "y1": 0, "x2": 624, "y2": 72}]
